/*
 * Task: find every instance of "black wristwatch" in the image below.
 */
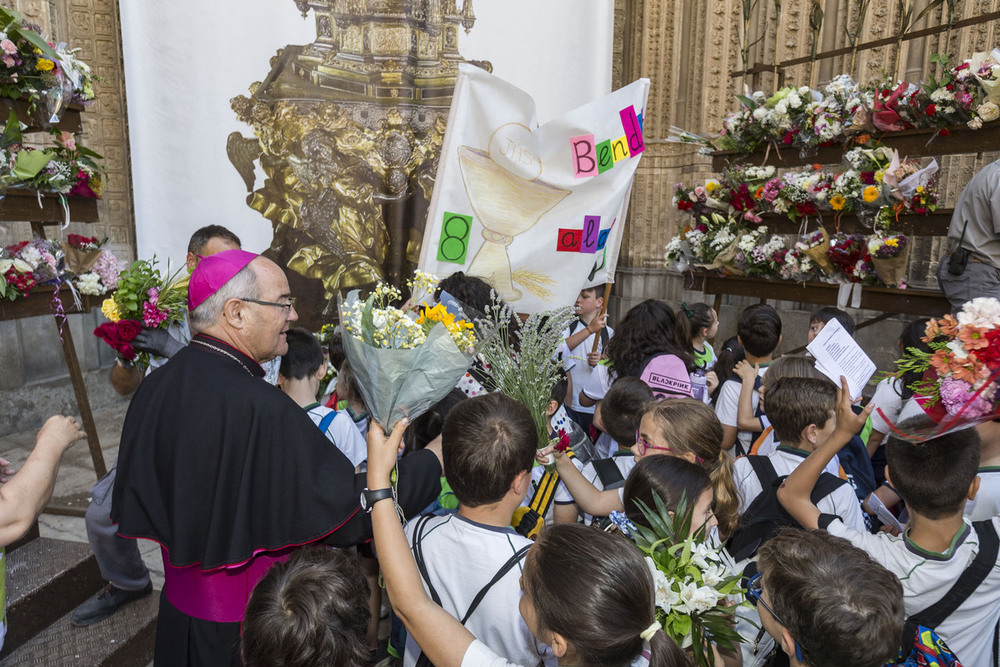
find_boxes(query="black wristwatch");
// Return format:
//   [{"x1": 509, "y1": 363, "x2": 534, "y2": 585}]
[{"x1": 360, "y1": 487, "x2": 394, "y2": 513}]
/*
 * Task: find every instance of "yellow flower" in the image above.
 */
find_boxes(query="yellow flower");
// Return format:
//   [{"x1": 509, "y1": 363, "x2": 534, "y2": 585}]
[
  {"x1": 705, "y1": 180, "x2": 720, "y2": 194},
  {"x1": 35, "y1": 58, "x2": 54, "y2": 72},
  {"x1": 874, "y1": 170, "x2": 884, "y2": 183},
  {"x1": 916, "y1": 185, "x2": 924, "y2": 194},
  {"x1": 100, "y1": 298, "x2": 121, "y2": 322},
  {"x1": 830, "y1": 194, "x2": 846, "y2": 211},
  {"x1": 862, "y1": 185, "x2": 880, "y2": 203},
  {"x1": 885, "y1": 238, "x2": 898, "y2": 247}
]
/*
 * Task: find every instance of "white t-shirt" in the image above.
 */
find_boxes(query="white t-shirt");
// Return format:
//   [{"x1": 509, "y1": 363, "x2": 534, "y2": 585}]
[
  {"x1": 562, "y1": 321, "x2": 613, "y2": 414},
  {"x1": 967, "y1": 467, "x2": 1000, "y2": 521},
  {"x1": 519, "y1": 465, "x2": 573, "y2": 528},
  {"x1": 823, "y1": 514, "x2": 1000, "y2": 666},
  {"x1": 575, "y1": 451, "x2": 636, "y2": 525},
  {"x1": 304, "y1": 404, "x2": 368, "y2": 468},
  {"x1": 715, "y1": 366, "x2": 768, "y2": 456},
  {"x1": 403, "y1": 514, "x2": 553, "y2": 667},
  {"x1": 733, "y1": 447, "x2": 866, "y2": 532},
  {"x1": 582, "y1": 360, "x2": 614, "y2": 404},
  {"x1": 869, "y1": 376, "x2": 906, "y2": 436}
]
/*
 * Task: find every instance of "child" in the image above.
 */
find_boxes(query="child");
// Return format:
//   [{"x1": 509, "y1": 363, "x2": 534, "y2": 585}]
[
  {"x1": 401, "y1": 393, "x2": 553, "y2": 667},
  {"x1": 709, "y1": 336, "x2": 743, "y2": 405},
  {"x1": 807, "y1": 306, "x2": 856, "y2": 343},
  {"x1": 866, "y1": 319, "x2": 931, "y2": 458},
  {"x1": 752, "y1": 529, "x2": 903, "y2": 667},
  {"x1": 335, "y1": 361, "x2": 371, "y2": 439},
  {"x1": 370, "y1": 417, "x2": 690, "y2": 667},
  {"x1": 547, "y1": 371, "x2": 595, "y2": 464},
  {"x1": 279, "y1": 328, "x2": 367, "y2": 469},
  {"x1": 676, "y1": 302, "x2": 720, "y2": 403},
  {"x1": 620, "y1": 455, "x2": 716, "y2": 537},
  {"x1": 321, "y1": 331, "x2": 346, "y2": 407},
  {"x1": 562, "y1": 286, "x2": 612, "y2": 431},
  {"x1": 547, "y1": 398, "x2": 740, "y2": 540},
  {"x1": 242, "y1": 547, "x2": 371, "y2": 667},
  {"x1": 735, "y1": 355, "x2": 826, "y2": 456},
  {"x1": 716, "y1": 304, "x2": 782, "y2": 455},
  {"x1": 557, "y1": 377, "x2": 653, "y2": 524},
  {"x1": 733, "y1": 376, "x2": 867, "y2": 537},
  {"x1": 778, "y1": 384, "x2": 1000, "y2": 666}
]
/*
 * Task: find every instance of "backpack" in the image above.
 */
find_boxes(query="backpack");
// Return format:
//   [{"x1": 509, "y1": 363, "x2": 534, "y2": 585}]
[
  {"x1": 410, "y1": 514, "x2": 531, "y2": 667},
  {"x1": 889, "y1": 520, "x2": 1000, "y2": 667},
  {"x1": 726, "y1": 456, "x2": 848, "y2": 562},
  {"x1": 567, "y1": 317, "x2": 610, "y2": 352},
  {"x1": 638, "y1": 354, "x2": 693, "y2": 399}
]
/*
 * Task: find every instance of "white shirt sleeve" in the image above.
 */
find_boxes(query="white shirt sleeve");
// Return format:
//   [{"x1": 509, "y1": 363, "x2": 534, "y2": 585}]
[
  {"x1": 715, "y1": 380, "x2": 742, "y2": 428},
  {"x1": 330, "y1": 412, "x2": 368, "y2": 468},
  {"x1": 582, "y1": 363, "x2": 612, "y2": 402},
  {"x1": 869, "y1": 377, "x2": 904, "y2": 435},
  {"x1": 461, "y1": 639, "x2": 524, "y2": 667}
]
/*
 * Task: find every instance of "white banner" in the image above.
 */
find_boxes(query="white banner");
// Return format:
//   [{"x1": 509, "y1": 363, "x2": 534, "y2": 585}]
[{"x1": 419, "y1": 64, "x2": 649, "y2": 312}]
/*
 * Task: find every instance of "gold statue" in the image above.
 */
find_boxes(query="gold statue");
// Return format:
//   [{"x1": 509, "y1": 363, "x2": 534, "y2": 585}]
[{"x1": 229, "y1": 0, "x2": 487, "y2": 328}]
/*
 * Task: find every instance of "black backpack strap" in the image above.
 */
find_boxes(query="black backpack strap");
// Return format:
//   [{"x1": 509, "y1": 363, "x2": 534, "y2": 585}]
[
  {"x1": 902, "y1": 520, "x2": 1000, "y2": 650},
  {"x1": 747, "y1": 454, "x2": 778, "y2": 488},
  {"x1": 592, "y1": 457, "x2": 626, "y2": 490},
  {"x1": 410, "y1": 514, "x2": 442, "y2": 606},
  {"x1": 460, "y1": 545, "x2": 531, "y2": 623},
  {"x1": 414, "y1": 544, "x2": 531, "y2": 667}
]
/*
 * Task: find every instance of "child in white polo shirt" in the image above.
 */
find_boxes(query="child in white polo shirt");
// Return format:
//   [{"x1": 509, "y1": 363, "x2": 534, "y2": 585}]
[
  {"x1": 403, "y1": 393, "x2": 554, "y2": 667},
  {"x1": 779, "y1": 382, "x2": 1000, "y2": 667}
]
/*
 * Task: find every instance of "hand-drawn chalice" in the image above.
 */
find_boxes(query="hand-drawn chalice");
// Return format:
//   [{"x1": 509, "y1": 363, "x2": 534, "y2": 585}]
[{"x1": 457, "y1": 124, "x2": 570, "y2": 302}]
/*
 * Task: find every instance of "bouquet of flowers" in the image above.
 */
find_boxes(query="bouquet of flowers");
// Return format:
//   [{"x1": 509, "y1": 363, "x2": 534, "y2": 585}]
[
  {"x1": 828, "y1": 232, "x2": 880, "y2": 285},
  {"x1": 673, "y1": 181, "x2": 725, "y2": 219},
  {"x1": 0, "y1": 111, "x2": 104, "y2": 197},
  {"x1": 797, "y1": 228, "x2": 835, "y2": 274},
  {"x1": 94, "y1": 256, "x2": 186, "y2": 369},
  {"x1": 884, "y1": 297, "x2": 1000, "y2": 440},
  {"x1": 339, "y1": 272, "x2": 478, "y2": 431},
  {"x1": 0, "y1": 238, "x2": 49, "y2": 299},
  {"x1": 627, "y1": 495, "x2": 744, "y2": 667},
  {"x1": 779, "y1": 246, "x2": 822, "y2": 281},
  {"x1": 868, "y1": 233, "x2": 910, "y2": 287}
]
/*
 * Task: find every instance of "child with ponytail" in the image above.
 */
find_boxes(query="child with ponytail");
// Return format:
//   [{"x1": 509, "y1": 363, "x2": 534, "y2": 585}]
[
  {"x1": 545, "y1": 398, "x2": 740, "y2": 540},
  {"x1": 368, "y1": 421, "x2": 692, "y2": 667},
  {"x1": 676, "y1": 302, "x2": 718, "y2": 371}
]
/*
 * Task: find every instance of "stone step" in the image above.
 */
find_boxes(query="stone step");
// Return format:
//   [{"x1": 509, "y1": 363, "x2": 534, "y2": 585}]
[
  {"x1": 0, "y1": 538, "x2": 103, "y2": 658},
  {"x1": 0, "y1": 589, "x2": 158, "y2": 666}
]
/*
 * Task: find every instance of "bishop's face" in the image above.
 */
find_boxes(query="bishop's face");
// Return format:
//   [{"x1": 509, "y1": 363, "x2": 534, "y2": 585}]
[{"x1": 244, "y1": 259, "x2": 298, "y2": 363}]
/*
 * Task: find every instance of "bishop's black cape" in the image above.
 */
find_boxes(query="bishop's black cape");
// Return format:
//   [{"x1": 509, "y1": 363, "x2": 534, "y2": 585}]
[{"x1": 111, "y1": 334, "x2": 443, "y2": 569}]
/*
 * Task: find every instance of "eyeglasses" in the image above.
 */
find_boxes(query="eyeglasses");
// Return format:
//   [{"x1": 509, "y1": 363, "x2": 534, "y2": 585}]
[
  {"x1": 241, "y1": 297, "x2": 297, "y2": 314},
  {"x1": 634, "y1": 429, "x2": 704, "y2": 463},
  {"x1": 747, "y1": 573, "x2": 805, "y2": 661}
]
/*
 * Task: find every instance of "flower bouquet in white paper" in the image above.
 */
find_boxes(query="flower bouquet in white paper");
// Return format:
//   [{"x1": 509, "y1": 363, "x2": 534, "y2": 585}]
[{"x1": 339, "y1": 272, "x2": 478, "y2": 431}]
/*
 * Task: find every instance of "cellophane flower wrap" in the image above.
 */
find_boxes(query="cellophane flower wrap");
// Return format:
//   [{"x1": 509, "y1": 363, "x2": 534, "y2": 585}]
[
  {"x1": 339, "y1": 274, "x2": 478, "y2": 431},
  {"x1": 629, "y1": 494, "x2": 744, "y2": 667},
  {"x1": 94, "y1": 256, "x2": 185, "y2": 370},
  {"x1": 883, "y1": 297, "x2": 1000, "y2": 441}
]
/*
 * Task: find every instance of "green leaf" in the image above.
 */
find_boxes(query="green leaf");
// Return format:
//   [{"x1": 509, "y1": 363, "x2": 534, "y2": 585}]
[
  {"x1": 12, "y1": 149, "x2": 52, "y2": 179},
  {"x1": 736, "y1": 94, "x2": 758, "y2": 111},
  {"x1": 75, "y1": 145, "x2": 103, "y2": 160},
  {"x1": 2, "y1": 110, "x2": 20, "y2": 145},
  {"x1": 13, "y1": 26, "x2": 59, "y2": 60},
  {"x1": 913, "y1": 0, "x2": 946, "y2": 28},
  {"x1": 360, "y1": 293, "x2": 376, "y2": 346}
]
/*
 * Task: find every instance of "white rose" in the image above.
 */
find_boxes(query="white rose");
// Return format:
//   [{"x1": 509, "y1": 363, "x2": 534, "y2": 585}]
[{"x1": 978, "y1": 101, "x2": 1000, "y2": 122}]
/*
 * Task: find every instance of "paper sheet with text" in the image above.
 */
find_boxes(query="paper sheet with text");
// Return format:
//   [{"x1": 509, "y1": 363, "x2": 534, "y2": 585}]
[{"x1": 806, "y1": 318, "x2": 876, "y2": 400}]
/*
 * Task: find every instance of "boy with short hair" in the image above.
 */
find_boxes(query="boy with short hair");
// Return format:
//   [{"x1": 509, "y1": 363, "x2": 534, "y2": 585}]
[
  {"x1": 779, "y1": 387, "x2": 1000, "y2": 666},
  {"x1": 807, "y1": 306, "x2": 856, "y2": 343},
  {"x1": 716, "y1": 304, "x2": 782, "y2": 454},
  {"x1": 279, "y1": 328, "x2": 367, "y2": 469},
  {"x1": 562, "y1": 286, "x2": 613, "y2": 431},
  {"x1": 753, "y1": 529, "x2": 903, "y2": 667},
  {"x1": 403, "y1": 393, "x2": 553, "y2": 667}
]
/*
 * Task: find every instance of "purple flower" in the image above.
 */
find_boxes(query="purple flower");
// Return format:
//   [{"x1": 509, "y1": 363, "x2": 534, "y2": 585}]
[{"x1": 939, "y1": 378, "x2": 995, "y2": 419}]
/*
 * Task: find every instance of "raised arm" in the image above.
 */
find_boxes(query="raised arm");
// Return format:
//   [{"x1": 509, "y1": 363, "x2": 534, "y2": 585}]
[
  {"x1": 734, "y1": 361, "x2": 764, "y2": 431},
  {"x1": 540, "y1": 446, "x2": 625, "y2": 517},
  {"x1": 777, "y1": 377, "x2": 874, "y2": 530},
  {"x1": 0, "y1": 416, "x2": 85, "y2": 547},
  {"x1": 368, "y1": 421, "x2": 474, "y2": 667}
]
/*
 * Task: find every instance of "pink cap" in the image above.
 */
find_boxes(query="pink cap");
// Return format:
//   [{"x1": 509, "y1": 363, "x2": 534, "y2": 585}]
[{"x1": 188, "y1": 249, "x2": 258, "y2": 311}]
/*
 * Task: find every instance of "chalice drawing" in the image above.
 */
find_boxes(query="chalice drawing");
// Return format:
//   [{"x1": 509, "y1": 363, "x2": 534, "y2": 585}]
[{"x1": 457, "y1": 123, "x2": 570, "y2": 302}]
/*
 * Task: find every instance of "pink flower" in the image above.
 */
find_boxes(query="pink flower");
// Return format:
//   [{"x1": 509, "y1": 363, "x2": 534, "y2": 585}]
[
  {"x1": 58, "y1": 131, "x2": 76, "y2": 151},
  {"x1": 1, "y1": 55, "x2": 14, "y2": 68},
  {"x1": 0, "y1": 40, "x2": 16, "y2": 55},
  {"x1": 939, "y1": 378, "x2": 995, "y2": 419},
  {"x1": 147, "y1": 287, "x2": 159, "y2": 305},
  {"x1": 142, "y1": 301, "x2": 168, "y2": 328}
]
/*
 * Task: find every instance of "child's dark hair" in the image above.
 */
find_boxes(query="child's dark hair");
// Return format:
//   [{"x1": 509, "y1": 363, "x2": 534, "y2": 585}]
[
  {"x1": 242, "y1": 547, "x2": 371, "y2": 667},
  {"x1": 550, "y1": 368, "x2": 569, "y2": 407},
  {"x1": 765, "y1": 377, "x2": 836, "y2": 444},
  {"x1": 885, "y1": 427, "x2": 981, "y2": 519},
  {"x1": 441, "y1": 393, "x2": 537, "y2": 507},
  {"x1": 605, "y1": 299, "x2": 693, "y2": 376},
  {"x1": 810, "y1": 306, "x2": 856, "y2": 336},
  {"x1": 327, "y1": 332, "x2": 346, "y2": 375},
  {"x1": 758, "y1": 529, "x2": 903, "y2": 667},
  {"x1": 279, "y1": 328, "x2": 324, "y2": 381},
  {"x1": 675, "y1": 302, "x2": 715, "y2": 351},
  {"x1": 580, "y1": 284, "x2": 606, "y2": 299},
  {"x1": 403, "y1": 388, "x2": 467, "y2": 454},
  {"x1": 710, "y1": 336, "x2": 744, "y2": 404},
  {"x1": 895, "y1": 318, "x2": 932, "y2": 400},
  {"x1": 623, "y1": 456, "x2": 711, "y2": 530},
  {"x1": 762, "y1": 355, "x2": 826, "y2": 387},
  {"x1": 602, "y1": 377, "x2": 654, "y2": 446},
  {"x1": 737, "y1": 304, "x2": 782, "y2": 358},
  {"x1": 524, "y1": 524, "x2": 691, "y2": 667}
]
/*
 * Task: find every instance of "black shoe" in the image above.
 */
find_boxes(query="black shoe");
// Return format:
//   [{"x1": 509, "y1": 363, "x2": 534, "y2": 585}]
[{"x1": 71, "y1": 581, "x2": 153, "y2": 627}]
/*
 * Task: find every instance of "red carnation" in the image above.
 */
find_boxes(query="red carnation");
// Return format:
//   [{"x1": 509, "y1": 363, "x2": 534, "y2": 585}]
[
  {"x1": 554, "y1": 429, "x2": 571, "y2": 453},
  {"x1": 118, "y1": 343, "x2": 136, "y2": 361},
  {"x1": 115, "y1": 319, "x2": 141, "y2": 341},
  {"x1": 926, "y1": 104, "x2": 937, "y2": 116}
]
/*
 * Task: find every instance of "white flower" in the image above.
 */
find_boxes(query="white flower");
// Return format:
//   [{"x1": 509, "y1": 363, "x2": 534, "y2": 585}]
[
  {"x1": 701, "y1": 562, "x2": 730, "y2": 588},
  {"x1": 978, "y1": 101, "x2": 1000, "y2": 122},
  {"x1": 957, "y1": 297, "x2": 1000, "y2": 329},
  {"x1": 645, "y1": 557, "x2": 680, "y2": 610},
  {"x1": 689, "y1": 542, "x2": 716, "y2": 570},
  {"x1": 19, "y1": 245, "x2": 41, "y2": 268},
  {"x1": 75, "y1": 272, "x2": 105, "y2": 295}
]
